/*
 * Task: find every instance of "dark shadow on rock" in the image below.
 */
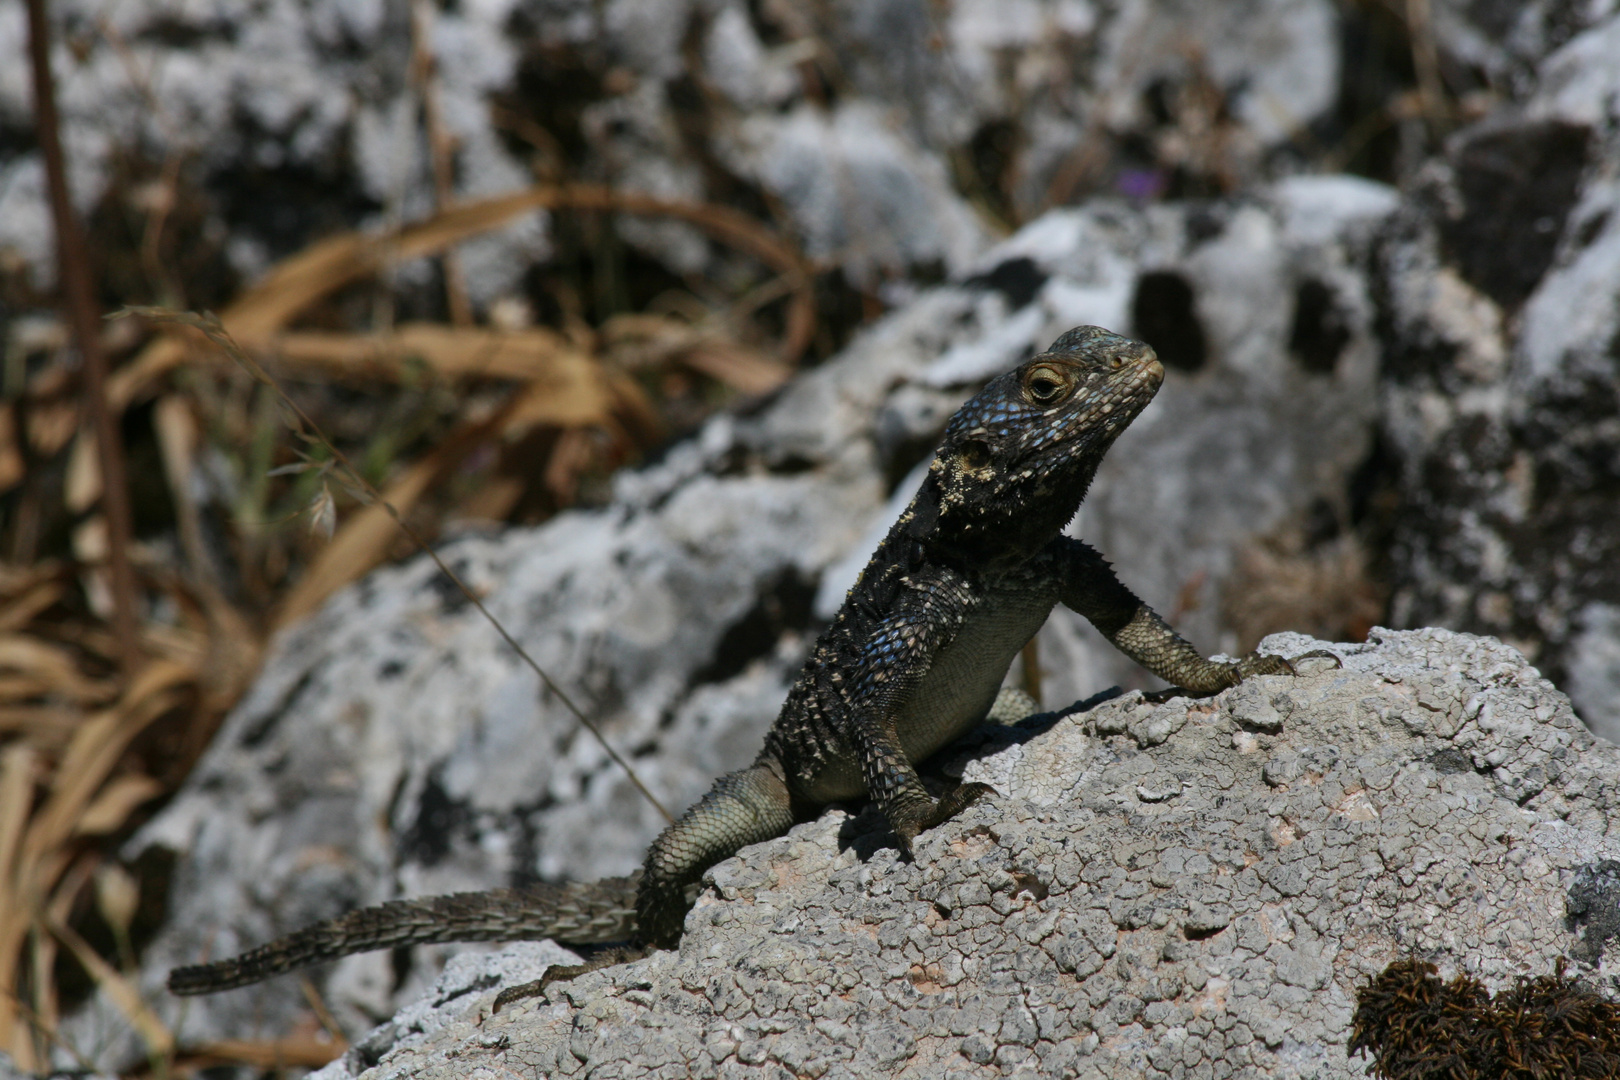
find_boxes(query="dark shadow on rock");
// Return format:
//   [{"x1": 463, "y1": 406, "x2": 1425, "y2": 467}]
[{"x1": 831, "y1": 686, "x2": 1127, "y2": 861}]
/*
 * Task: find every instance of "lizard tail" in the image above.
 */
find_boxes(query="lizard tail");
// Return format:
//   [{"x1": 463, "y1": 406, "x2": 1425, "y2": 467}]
[{"x1": 168, "y1": 876, "x2": 641, "y2": 995}]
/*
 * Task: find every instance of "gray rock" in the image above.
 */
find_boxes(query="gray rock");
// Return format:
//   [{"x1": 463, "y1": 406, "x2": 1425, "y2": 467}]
[
  {"x1": 297, "y1": 629, "x2": 1620, "y2": 1080},
  {"x1": 21, "y1": 1, "x2": 1620, "y2": 1070},
  {"x1": 0, "y1": 0, "x2": 1358, "y2": 295},
  {"x1": 1375, "y1": 12, "x2": 1620, "y2": 740}
]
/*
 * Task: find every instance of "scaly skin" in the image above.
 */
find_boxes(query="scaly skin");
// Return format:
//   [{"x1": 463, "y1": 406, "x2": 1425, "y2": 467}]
[
  {"x1": 165, "y1": 879, "x2": 641, "y2": 994},
  {"x1": 169, "y1": 325, "x2": 1308, "y2": 997}
]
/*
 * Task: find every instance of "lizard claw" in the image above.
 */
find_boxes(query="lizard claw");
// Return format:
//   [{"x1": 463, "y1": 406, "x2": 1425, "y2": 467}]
[
  {"x1": 891, "y1": 783, "x2": 998, "y2": 857},
  {"x1": 493, "y1": 977, "x2": 550, "y2": 1012},
  {"x1": 927, "y1": 781, "x2": 997, "y2": 827},
  {"x1": 492, "y1": 944, "x2": 652, "y2": 1012},
  {"x1": 1233, "y1": 647, "x2": 1342, "y2": 682},
  {"x1": 1233, "y1": 652, "x2": 1296, "y2": 678}
]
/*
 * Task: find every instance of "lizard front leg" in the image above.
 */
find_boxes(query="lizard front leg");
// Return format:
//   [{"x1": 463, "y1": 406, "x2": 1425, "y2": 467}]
[
  {"x1": 1054, "y1": 537, "x2": 1303, "y2": 694},
  {"x1": 854, "y1": 710, "x2": 994, "y2": 852},
  {"x1": 843, "y1": 568, "x2": 994, "y2": 852}
]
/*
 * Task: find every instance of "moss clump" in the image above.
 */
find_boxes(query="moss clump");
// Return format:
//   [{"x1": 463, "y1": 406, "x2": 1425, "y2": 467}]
[{"x1": 1350, "y1": 958, "x2": 1620, "y2": 1079}]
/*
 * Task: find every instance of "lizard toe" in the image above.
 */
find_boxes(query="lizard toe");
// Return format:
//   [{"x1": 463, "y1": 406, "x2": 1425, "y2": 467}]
[
  {"x1": 926, "y1": 782, "x2": 996, "y2": 828},
  {"x1": 1234, "y1": 652, "x2": 1296, "y2": 678}
]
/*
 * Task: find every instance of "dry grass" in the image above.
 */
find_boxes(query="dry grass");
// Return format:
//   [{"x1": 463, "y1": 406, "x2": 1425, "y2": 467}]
[
  {"x1": 0, "y1": 172, "x2": 815, "y2": 1072},
  {"x1": 1222, "y1": 526, "x2": 1386, "y2": 651},
  {"x1": 0, "y1": 575, "x2": 254, "y2": 1069}
]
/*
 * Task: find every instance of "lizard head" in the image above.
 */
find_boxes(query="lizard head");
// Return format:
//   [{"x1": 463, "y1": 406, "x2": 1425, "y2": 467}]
[{"x1": 924, "y1": 325, "x2": 1163, "y2": 551}]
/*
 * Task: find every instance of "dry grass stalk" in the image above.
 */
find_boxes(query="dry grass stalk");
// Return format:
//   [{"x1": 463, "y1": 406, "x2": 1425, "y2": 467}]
[
  {"x1": 0, "y1": 654, "x2": 192, "y2": 1066},
  {"x1": 601, "y1": 314, "x2": 793, "y2": 396},
  {"x1": 25, "y1": 0, "x2": 141, "y2": 672},
  {"x1": 105, "y1": 182, "x2": 813, "y2": 414},
  {"x1": 272, "y1": 397, "x2": 523, "y2": 628},
  {"x1": 0, "y1": 158, "x2": 811, "y2": 1074},
  {"x1": 410, "y1": 0, "x2": 473, "y2": 328},
  {"x1": 270, "y1": 323, "x2": 589, "y2": 382},
  {"x1": 125, "y1": 309, "x2": 673, "y2": 826},
  {"x1": 44, "y1": 912, "x2": 173, "y2": 1057},
  {"x1": 0, "y1": 546, "x2": 261, "y2": 1069},
  {"x1": 172, "y1": 1035, "x2": 345, "y2": 1071}
]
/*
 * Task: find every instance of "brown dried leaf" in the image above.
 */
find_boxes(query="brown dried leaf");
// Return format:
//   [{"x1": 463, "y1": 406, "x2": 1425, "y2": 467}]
[
  {"x1": 74, "y1": 773, "x2": 164, "y2": 837},
  {"x1": 679, "y1": 342, "x2": 792, "y2": 396},
  {"x1": 499, "y1": 352, "x2": 620, "y2": 433},
  {"x1": 599, "y1": 313, "x2": 790, "y2": 395},
  {"x1": 44, "y1": 913, "x2": 173, "y2": 1056},
  {"x1": 22, "y1": 660, "x2": 190, "y2": 864},
  {"x1": 110, "y1": 184, "x2": 812, "y2": 409},
  {"x1": 0, "y1": 578, "x2": 65, "y2": 635},
  {"x1": 180, "y1": 1036, "x2": 345, "y2": 1070},
  {"x1": 0, "y1": 636, "x2": 117, "y2": 705},
  {"x1": 271, "y1": 323, "x2": 589, "y2": 383},
  {"x1": 0, "y1": 663, "x2": 189, "y2": 1062},
  {"x1": 0, "y1": 745, "x2": 36, "y2": 897},
  {"x1": 0, "y1": 707, "x2": 80, "y2": 747},
  {"x1": 0, "y1": 406, "x2": 24, "y2": 493},
  {"x1": 0, "y1": 743, "x2": 38, "y2": 1060}
]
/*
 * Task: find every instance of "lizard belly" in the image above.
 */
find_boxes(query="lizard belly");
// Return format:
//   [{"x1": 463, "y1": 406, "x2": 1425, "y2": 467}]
[{"x1": 893, "y1": 588, "x2": 1055, "y2": 763}]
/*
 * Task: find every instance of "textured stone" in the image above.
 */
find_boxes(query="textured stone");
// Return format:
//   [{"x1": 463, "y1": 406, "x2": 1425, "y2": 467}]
[
  {"x1": 0, "y1": 0, "x2": 1360, "y2": 294},
  {"x1": 23, "y1": 1, "x2": 1620, "y2": 1069},
  {"x1": 298, "y1": 630, "x2": 1620, "y2": 1080},
  {"x1": 1376, "y1": 13, "x2": 1620, "y2": 741}
]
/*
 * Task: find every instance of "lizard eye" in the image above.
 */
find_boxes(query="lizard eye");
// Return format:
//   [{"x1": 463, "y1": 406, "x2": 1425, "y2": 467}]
[{"x1": 1023, "y1": 364, "x2": 1070, "y2": 405}]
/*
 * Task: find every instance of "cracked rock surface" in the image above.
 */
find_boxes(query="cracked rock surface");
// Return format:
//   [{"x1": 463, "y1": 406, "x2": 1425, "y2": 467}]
[{"x1": 309, "y1": 628, "x2": 1620, "y2": 1080}]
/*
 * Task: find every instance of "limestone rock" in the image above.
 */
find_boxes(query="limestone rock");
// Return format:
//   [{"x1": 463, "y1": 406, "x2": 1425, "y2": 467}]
[
  {"x1": 304, "y1": 629, "x2": 1620, "y2": 1080},
  {"x1": 1375, "y1": 12, "x2": 1620, "y2": 741},
  {"x1": 0, "y1": 0, "x2": 1356, "y2": 294}
]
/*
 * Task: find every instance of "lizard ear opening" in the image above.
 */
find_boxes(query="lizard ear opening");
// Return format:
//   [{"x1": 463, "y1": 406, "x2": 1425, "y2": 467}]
[{"x1": 958, "y1": 439, "x2": 992, "y2": 470}]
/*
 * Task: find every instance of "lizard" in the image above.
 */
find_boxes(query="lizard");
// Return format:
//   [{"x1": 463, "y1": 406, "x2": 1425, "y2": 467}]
[{"x1": 168, "y1": 325, "x2": 1314, "y2": 999}]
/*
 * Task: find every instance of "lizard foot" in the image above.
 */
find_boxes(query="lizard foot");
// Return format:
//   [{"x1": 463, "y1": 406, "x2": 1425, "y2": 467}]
[
  {"x1": 1232, "y1": 651, "x2": 1295, "y2": 678},
  {"x1": 491, "y1": 944, "x2": 650, "y2": 1012},
  {"x1": 892, "y1": 783, "x2": 998, "y2": 855},
  {"x1": 1290, "y1": 648, "x2": 1343, "y2": 670},
  {"x1": 930, "y1": 781, "x2": 997, "y2": 825},
  {"x1": 1145, "y1": 647, "x2": 1343, "y2": 703},
  {"x1": 1234, "y1": 648, "x2": 1343, "y2": 679}
]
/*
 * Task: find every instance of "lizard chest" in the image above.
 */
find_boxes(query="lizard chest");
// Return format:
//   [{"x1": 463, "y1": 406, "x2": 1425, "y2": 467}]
[
  {"x1": 787, "y1": 572, "x2": 1057, "y2": 804},
  {"x1": 891, "y1": 580, "x2": 1056, "y2": 762}
]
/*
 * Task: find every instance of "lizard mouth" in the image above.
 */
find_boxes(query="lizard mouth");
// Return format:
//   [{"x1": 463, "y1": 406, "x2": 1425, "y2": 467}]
[{"x1": 1117, "y1": 341, "x2": 1163, "y2": 390}]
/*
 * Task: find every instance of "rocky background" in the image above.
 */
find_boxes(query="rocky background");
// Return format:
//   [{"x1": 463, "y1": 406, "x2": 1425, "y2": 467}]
[{"x1": 2, "y1": 0, "x2": 1619, "y2": 1075}]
